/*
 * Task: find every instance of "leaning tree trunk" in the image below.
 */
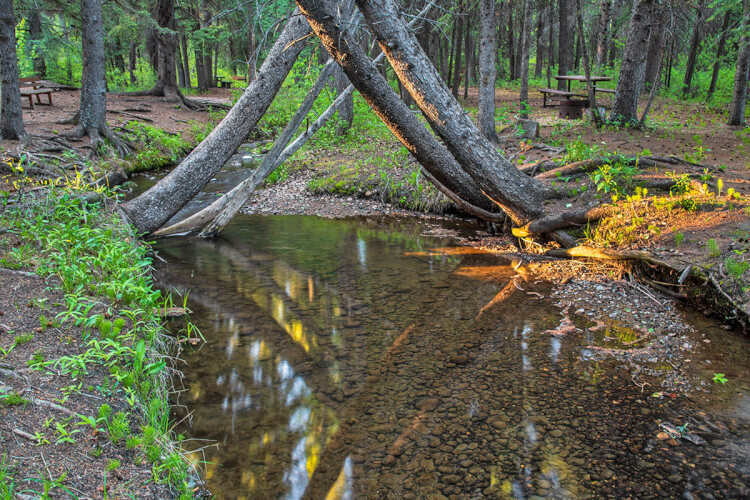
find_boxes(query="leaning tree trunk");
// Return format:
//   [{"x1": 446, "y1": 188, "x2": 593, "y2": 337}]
[
  {"x1": 296, "y1": 0, "x2": 503, "y2": 214},
  {"x1": 350, "y1": 0, "x2": 552, "y2": 224},
  {"x1": 119, "y1": 11, "x2": 313, "y2": 233},
  {"x1": 729, "y1": 0, "x2": 750, "y2": 126},
  {"x1": 477, "y1": 0, "x2": 499, "y2": 143},
  {"x1": 0, "y1": 0, "x2": 26, "y2": 140},
  {"x1": 707, "y1": 11, "x2": 730, "y2": 100},
  {"x1": 557, "y1": 0, "x2": 574, "y2": 89},
  {"x1": 610, "y1": 0, "x2": 654, "y2": 124},
  {"x1": 66, "y1": 0, "x2": 129, "y2": 156}
]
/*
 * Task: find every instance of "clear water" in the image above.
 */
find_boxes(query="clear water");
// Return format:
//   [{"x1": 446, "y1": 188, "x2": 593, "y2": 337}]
[{"x1": 154, "y1": 214, "x2": 750, "y2": 499}]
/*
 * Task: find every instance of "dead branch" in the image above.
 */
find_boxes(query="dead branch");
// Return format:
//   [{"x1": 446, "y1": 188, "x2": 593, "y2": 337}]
[{"x1": 546, "y1": 245, "x2": 679, "y2": 271}]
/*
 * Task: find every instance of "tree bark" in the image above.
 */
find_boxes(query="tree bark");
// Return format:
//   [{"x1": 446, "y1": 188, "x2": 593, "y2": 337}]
[
  {"x1": 519, "y1": 0, "x2": 531, "y2": 118},
  {"x1": 534, "y1": 0, "x2": 547, "y2": 78},
  {"x1": 682, "y1": 0, "x2": 705, "y2": 97},
  {"x1": 0, "y1": 0, "x2": 26, "y2": 140},
  {"x1": 120, "y1": 11, "x2": 313, "y2": 233},
  {"x1": 478, "y1": 0, "x2": 499, "y2": 143},
  {"x1": 707, "y1": 11, "x2": 730, "y2": 100},
  {"x1": 557, "y1": 0, "x2": 573, "y2": 89},
  {"x1": 66, "y1": 0, "x2": 128, "y2": 155},
  {"x1": 729, "y1": 0, "x2": 750, "y2": 126},
  {"x1": 451, "y1": 6, "x2": 464, "y2": 97},
  {"x1": 180, "y1": 32, "x2": 191, "y2": 88},
  {"x1": 610, "y1": 0, "x2": 654, "y2": 124},
  {"x1": 644, "y1": 1, "x2": 667, "y2": 90},
  {"x1": 128, "y1": 42, "x2": 138, "y2": 85},
  {"x1": 351, "y1": 0, "x2": 551, "y2": 224},
  {"x1": 29, "y1": 11, "x2": 46, "y2": 78}
]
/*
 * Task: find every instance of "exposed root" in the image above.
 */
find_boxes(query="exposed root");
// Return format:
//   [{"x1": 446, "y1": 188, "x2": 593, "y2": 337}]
[
  {"x1": 62, "y1": 125, "x2": 133, "y2": 158},
  {"x1": 512, "y1": 205, "x2": 615, "y2": 238}
]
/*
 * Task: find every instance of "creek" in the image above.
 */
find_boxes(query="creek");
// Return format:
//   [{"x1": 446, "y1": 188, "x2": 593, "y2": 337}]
[
  {"x1": 150, "y1": 214, "x2": 749, "y2": 499},
  {"x1": 130, "y1": 164, "x2": 750, "y2": 498}
]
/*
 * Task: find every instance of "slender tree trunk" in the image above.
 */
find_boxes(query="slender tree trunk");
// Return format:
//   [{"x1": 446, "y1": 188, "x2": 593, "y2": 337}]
[
  {"x1": 644, "y1": 1, "x2": 667, "y2": 90},
  {"x1": 352, "y1": 0, "x2": 552, "y2": 224},
  {"x1": 729, "y1": 0, "x2": 750, "y2": 126},
  {"x1": 557, "y1": 0, "x2": 573, "y2": 89},
  {"x1": 576, "y1": 0, "x2": 599, "y2": 122},
  {"x1": 30, "y1": 11, "x2": 46, "y2": 78},
  {"x1": 534, "y1": 0, "x2": 547, "y2": 78},
  {"x1": 120, "y1": 11, "x2": 312, "y2": 233},
  {"x1": 334, "y1": 0, "x2": 354, "y2": 134},
  {"x1": 176, "y1": 42, "x2": 186, "y2": 87},
  {"x1": 707, "y1": 11, "x2": 730, "y2": 100},
  {"x1": 519, "y1": 0, "x2": 531, "y2": 118},
  {"x1": 128, "y1": 42, "x2": 138, "y2": 85},
  {"x1": 478, "y1": 0, "x2": 499, "y2": 143},
  {"x1": 610, "y1": 0, "x2": 654, "y2": 124},
  {"x1": 0, "y1": 0, "x2": 26, "y2": 140},
  {"x1": 179, "y1": 32, "x2": 190, "y2": 88},
  {"x1": 547, "y1": 0, "x2": 554, "y2": 86},
  {"x1": 447, "y1": 19, "x2": 456, "y2": 84},
  {"x1": 452, "y1": 7, "x2": 463, "y2": 97},
  {"x1": 508, "y1": 4, "x2": 516, "y2": 79},
  {"x1": 665, "y1": 36, "x2": 674, "y2": 88},
  {"x1": 464, "y1": 13, "x2": 475, "y2": 99},
  {"x1": 682, "y1": 0, "x2": 705, "y2": 97}
]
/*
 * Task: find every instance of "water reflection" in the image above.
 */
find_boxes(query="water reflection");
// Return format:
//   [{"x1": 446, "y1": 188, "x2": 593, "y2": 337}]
[{"x1": 157, "y1": 215, "x2": 750, "y2": 499}]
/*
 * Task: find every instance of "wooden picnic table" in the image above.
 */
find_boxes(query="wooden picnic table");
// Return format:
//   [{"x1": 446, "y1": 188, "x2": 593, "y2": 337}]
[
  {"x1": 19, "y1": 76, "x2": 56, "y2": 110},
  {"x1": 554, "y1": 75, "x2": 613, "y2": 93}
]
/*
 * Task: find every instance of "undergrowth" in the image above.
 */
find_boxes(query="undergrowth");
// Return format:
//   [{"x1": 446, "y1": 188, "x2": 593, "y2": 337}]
[{"x1": 0, "y1": 183, "x2": 200, "y2": 498}]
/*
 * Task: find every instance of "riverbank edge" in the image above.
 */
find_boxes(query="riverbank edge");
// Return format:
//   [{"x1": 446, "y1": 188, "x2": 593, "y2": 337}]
[{"x1": 0, "y1": 186, "x2": 203, "y2": 498}]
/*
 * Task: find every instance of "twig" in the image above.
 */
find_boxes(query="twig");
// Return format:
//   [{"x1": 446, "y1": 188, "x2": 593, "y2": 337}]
[{"x1": 12, "y1": 428, "x2": 36, "y2": 441}]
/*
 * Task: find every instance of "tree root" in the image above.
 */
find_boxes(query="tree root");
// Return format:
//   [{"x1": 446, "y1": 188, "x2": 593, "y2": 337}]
[
  {"x1": 512, "y1": 205, "x2": 615, "y2": 238},
  {"x1": 62, "y1": 125, "x2": 133, "y2": 158}
]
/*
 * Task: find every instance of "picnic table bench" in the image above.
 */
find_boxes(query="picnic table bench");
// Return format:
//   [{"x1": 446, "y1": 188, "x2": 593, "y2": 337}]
[
  {"x1": 19, "y1": 77, "x2": 56, "y2": 110},
  {"x1": 538, "y1": 88, "x2": 587, "y2": 107}
]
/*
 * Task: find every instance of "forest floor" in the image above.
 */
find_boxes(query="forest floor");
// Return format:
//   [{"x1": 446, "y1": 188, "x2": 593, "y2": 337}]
[{"x1": 1, "y1": 84, "x2": 749, "y2": 496}]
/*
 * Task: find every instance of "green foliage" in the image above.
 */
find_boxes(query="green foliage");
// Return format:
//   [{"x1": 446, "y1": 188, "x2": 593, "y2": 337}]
[
  {"x1": 15, "y1": 19, "x2": 36, "y2": 77},
  {"x1": 0, "y1": 188, "x2": 197, "y2": 496},
  {"x1": 724, "y1": 256, "x2": 749, "y2": 278},
  {"x1": 712, "y1": 373, "x2": 728, "y2": 384},
  {"x1": 707, "y1": 238, "x2": 721, "y2": 257},
  {"x1": 674, "y1": 232, "x2": 685, "y2": 247},
  {"x1": 562, "y1": 138, "x2": 602, "y2": 163},
  {"x1": 0, "y1": 392, "x2": 29, "y2": 406},
  {"x1": 588, "y1": 160, "x2": 640, "y2": 200},
  {"x1": 123, "y1": 122, "x2": 193, "y2": 172}
]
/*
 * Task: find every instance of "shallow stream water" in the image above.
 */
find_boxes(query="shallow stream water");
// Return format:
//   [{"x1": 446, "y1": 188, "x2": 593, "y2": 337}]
[{"x1": 153, "y1": 214, "x2": 750, "y2": 499}]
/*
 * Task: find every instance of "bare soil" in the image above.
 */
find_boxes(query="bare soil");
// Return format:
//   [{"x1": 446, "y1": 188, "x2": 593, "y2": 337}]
[{"x1": 0, "y1": 266, "x2": 166, "y2": 498}]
